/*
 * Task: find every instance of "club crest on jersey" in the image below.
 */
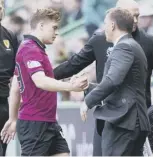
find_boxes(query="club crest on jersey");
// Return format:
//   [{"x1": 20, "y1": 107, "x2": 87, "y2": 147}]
[
  {"x1": 27, "y1": 61, "x2": 41, "y2": 68},
  {"x1": 3, "y1": 40, "x2": 10, "y2": 49}
]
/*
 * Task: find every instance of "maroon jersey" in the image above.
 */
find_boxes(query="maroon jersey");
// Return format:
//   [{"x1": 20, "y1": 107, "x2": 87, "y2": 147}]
[{"x1": 14, "y1": 35, "x2": 57, "y2": 122}]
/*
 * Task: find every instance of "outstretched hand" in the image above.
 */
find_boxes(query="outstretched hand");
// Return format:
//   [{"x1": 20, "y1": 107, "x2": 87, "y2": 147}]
[
  {"x1": 1, "y1": 119, "x2": 16, "y2": 144},
  {"x1": 70, "y1": 73, "x2": 89, "y2": 92}
]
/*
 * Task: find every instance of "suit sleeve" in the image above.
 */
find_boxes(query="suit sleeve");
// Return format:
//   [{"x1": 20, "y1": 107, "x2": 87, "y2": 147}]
[
  {"x1": 84, "y1": 82, "x2": 97, "y2": 96},
  {"x1": 85, "y1": 43, "x2": 134, "y2": 109},
  {"x1": 53, "y1": 34, "x2": 97, "y2": 80}
]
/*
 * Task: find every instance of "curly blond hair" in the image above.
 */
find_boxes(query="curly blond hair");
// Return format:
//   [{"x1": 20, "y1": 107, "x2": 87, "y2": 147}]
[{"x1": 30, "y1": 8, "x2": 61, "y2": 29}]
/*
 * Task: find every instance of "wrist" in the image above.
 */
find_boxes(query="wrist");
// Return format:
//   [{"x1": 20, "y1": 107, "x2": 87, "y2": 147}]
[
  {"x1": 9, "y1": 117, "x2": 17, "y2": 122},
  {"x1": 63, "y1": 82, "x2": 73, "y2": 92},
  {"x1": 67, "y1": 82, "x2": 74, "y2": 91}
]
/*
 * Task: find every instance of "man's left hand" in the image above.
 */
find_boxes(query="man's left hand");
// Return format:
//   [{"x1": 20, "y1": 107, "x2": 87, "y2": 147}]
[{"x1": 80, "y1": 102, "x2": 88, "y2": 122}]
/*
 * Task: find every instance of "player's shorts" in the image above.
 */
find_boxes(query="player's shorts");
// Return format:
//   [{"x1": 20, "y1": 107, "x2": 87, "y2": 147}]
[{"x1": 17, "y1": 119, "x2": 70, "y2": 156}]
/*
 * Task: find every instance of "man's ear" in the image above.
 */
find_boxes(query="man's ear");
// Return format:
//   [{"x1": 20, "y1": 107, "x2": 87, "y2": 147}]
[
  {"x1": 39, "y1": 22, "x2": 44, "y2": 30},
  {"x1": 111, "y1": 22, "x2": 115, "y2": 31}
]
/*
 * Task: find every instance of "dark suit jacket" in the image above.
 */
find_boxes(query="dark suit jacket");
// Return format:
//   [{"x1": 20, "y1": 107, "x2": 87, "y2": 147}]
[
  {"x1": 84, "y1": 34, "x2": 150, "y2": 131},
  {"x1": 53, "y1": 29, "x2": 153, "y2": 108}
]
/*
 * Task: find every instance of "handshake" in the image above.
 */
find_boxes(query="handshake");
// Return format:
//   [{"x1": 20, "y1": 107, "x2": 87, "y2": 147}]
[{"x1": 69, "y1": 73, "x2": 89, "y2": 92}]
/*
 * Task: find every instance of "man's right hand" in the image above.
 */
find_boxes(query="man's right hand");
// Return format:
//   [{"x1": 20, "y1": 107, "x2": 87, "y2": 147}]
[
  {"x1": 1, "y1": 119, "x2": 17, "y2": 144},
  {"x1": 70, "y1": 74, "x2": 89, "y2": 92}
]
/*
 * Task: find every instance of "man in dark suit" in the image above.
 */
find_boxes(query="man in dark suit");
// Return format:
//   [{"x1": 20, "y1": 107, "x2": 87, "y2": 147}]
[
  {"x1": 82, "y1": 7, "x2": 150, "y2": 156},
  {"x1": 54, "y1": 0, "x2": 153, "y2": 155}
]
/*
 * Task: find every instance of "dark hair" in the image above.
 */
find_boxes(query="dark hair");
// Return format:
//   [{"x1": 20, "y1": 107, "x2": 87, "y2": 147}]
[
  {"x1": 10, "y1": 16, "x2": 25, "y2": 25},
  {"x1": 106, "y1": 8, "x2": 134, "y2": 33},
  {"x1": 30, "y1": 8, "x2": 61, "y2": 29}
]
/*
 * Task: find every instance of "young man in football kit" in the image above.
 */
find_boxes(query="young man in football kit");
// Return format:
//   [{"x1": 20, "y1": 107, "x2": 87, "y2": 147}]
[{"x1": 1, "y1": 8, "x2": 88, "y2": 156}]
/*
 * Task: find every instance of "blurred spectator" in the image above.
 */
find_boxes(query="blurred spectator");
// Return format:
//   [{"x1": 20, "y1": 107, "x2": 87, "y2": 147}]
[
  {"x1": 50, "y1": 0, "x2": 63, "y2": 10},
  {"x1": 9, "y1": 15, "x2": 25, "y2": 42},
  {"x1": 67, "y1": 37, "x2": 88, "y2": 56},
  {"x1": 12, "y1": 6, "x2": 30, "y2": 21},
  {"x1": 82, "y1": 0, "x2": 116, "y2": 37},
  {"x1": 53, "y1": 36, "x2": 69, "y2": 65},
  {"x1": 139, "y1": 4, "x2": 153, "y2": 35},
  {"x1": 24, "y1": 0, "x2": 53, "y2": 11},
  {"x1": 53, "y1": 36, "x2": 70, "y2": 101},
  {"x1": 60, "y1": 0, "x2": 83, "y2": 27}
]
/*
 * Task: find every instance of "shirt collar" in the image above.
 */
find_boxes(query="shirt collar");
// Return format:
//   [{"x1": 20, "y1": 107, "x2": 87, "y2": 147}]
[
  {"x1": 114, "y1": 33, "x2": 128, "y2": 46},
  {"x1": 24, "y1": 35, "x2": 46, "y2": 50}
]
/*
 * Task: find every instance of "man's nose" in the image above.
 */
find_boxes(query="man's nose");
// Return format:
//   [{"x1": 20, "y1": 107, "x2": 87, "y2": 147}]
[{"x1": 55, "y1": 30, "x2": 59, "y2": 36}]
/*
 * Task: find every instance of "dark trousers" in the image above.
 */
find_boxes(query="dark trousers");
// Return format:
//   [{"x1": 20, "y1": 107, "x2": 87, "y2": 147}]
[
  {"x1": 93, "y1": 119, "x2": 147, "y2": 156},
  {"x1": 102, "y1": 122, "x2": 147, "y2": 156},
  {"x1": 0, "y1": 97, "x2": 9, "y2": 156},
  {"x1": 148, "y1": 105, "x2": 153, "y2": 151},
  {"x1": 93, "y1": 119, "x2": 104, "y2": 156}
]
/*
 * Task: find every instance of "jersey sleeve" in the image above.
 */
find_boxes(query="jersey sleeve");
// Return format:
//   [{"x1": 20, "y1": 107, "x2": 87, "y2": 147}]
[{"x1": 22, "y1": 48, "x2": 44, "y2": 76}]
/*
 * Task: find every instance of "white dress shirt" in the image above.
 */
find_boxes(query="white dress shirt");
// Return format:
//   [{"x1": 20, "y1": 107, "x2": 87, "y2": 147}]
[{"x1": 114, "y1": 33, "x2": 128, "y2": 46}]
